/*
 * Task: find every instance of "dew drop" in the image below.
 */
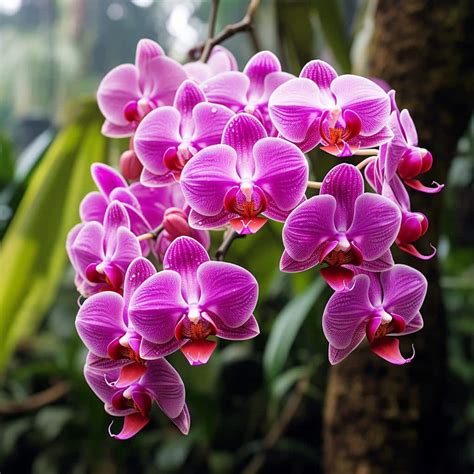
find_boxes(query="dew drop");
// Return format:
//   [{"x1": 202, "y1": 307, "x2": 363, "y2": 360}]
[{"x1": 211, "y1": 107, "x2": 217, "y2": 113}]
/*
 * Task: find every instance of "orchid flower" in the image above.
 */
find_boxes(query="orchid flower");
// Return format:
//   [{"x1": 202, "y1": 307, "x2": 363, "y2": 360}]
[
  {"x1": 84, "y1": 353, "x2": 190, "y2": 439},
  {"x1": 134, "y1": 79, "x2": 234, "y2": 186},
  {"x1": 323, "y1": 265, "x2": 426, "y2": 365},
  {"x1": 67, "y1": 201, "x2": 142, "y2": 296},
  {"x1": 184, "y1": 46, "x2": 238, "y2": 83},
  {"x1": 181, "y1": 113, "x2": 308, "y2": 235},
  {"x1": 128, "y1": 237, "x2": 259, "y2": 366},
  {"x1": 268, "y1": 60, "x2": 393, "y2": 156},
  {"x1": 281, "y1": 163, "x2": 401, "y2": 290},
  {"x1": 76, "y1": 257, "x2": 156, "y2": 387},
  {"x1": 201, "y1": 51, "x2": 293, "y2": 135},
  {"x1": 80, "y1": 164, "x2": 209, "y2": 257},
  {"x1": 97, "y1": 39, "x2": 187, "y2": 138}
]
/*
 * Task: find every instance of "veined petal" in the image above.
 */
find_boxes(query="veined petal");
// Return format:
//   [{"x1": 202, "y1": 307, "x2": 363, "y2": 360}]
[
  {"x1": 321, "y1": 164, "x2": 364, "y2": 230},
  {"x1": 103, "y1": 201, "x2": 130, "y2": 254},
  {"x1": 91, "y1": 163, "x2": 127, "y2": 198},
  {"x1": 258, "y1": 71, "x2": 294, "y2": 105},
  {"x1": 253, "y1": 137, "x2": 308, "y2": 211},
  {"x1": 123, "y1": 257, "x2": 156, "y2": 312},
  {"x1": 322, "y1": 274, "x2": 373, "y2": 350},
  {"x1": 347, "y1": 193, "x2": 401, "y2": 261},
  {"x1": 101, "y1": 120, "x2": 135, "y2": 138},
  {"x1": 403, "y1": 312, "x2": 424, "y2": 335},
  {"x1": 331, "y1": 75, "x2": 390, "y2": 135},
  {"x1": 163, "y1": 236, "x2": 210, "y2": 304},
  {"x1": 299, "y1": 60, "x2": 337, "y2": 104},
  {"x1": 97, "y1": 64, "x2": 141, "y2": 126},
  {"x1": 370, "y1": 337, "x2": 415, "y2": 365},
  {"x1": 140, "y1": 358, "x2": 185, "y2": 419},
  {"x1": 181, "y1": 339, "x2": 217, "y2": 366},
  {"x1": 208, "y1": 45, "x2": 238, "y2": 74},
  {"x1": 328, "y1": 321, "x2": 367, "y2": 364},
  {"x1": 188, "y1": 208, "x2": 233, "y2": 230},
  {"x1": 380, "y1": 264, "x2": 427, "y2": 323},
  {"x1": 80, "y1": 192, "x2": 108, "y2": 223},
  {"x1": 129, "y1": 270, "x2": 187, "y2": 344},
  {"x1": 76, "y1": 292, "x2": 126, "y2": 357},
  {"x1": 192, "y1": 102, "x2": 234, "y2": 148},
  {"x1": 135, "y1": 39, "x2": 164, "y2": 89},
  {"x1": 174, "y1": 80, "x2": 206, "y2": 138},
  {"x1": 140, "y1": 168, "x2": 176, "y2": 187},
  {"x1": 282, "y1": 195, "x2": 338, "y2": 261},
  {"x1": 172, "y1": 404, "x2": 191, "y2": 435},
  {"x1": 139, "y1": 338, "x2": 185, "y2": 360},
  {"x1": 222, "y1": 114, "x2": 266, "y2": 179},
  {"x1": 180, "y1": 144, "x2": 239, "y2": 216},
  {"x1": 244, "y1": 50, "x2": 281, "y2": 102},
  {"x1": 110, "y1": 413, "x2": 150, "y2": 440},
  {"x1": 214, "y1": 314, "x2": 260, "y2": 340},
  {"x1": 198, "y1": 261, "x2": 258, "y2": 328},
  {"x1": 399, "y1": 109, "x2": 418, "y2": 146},
  {"x1": 202, "y1": 71, "x2": 249, "y2": 111},
  {"x1": 109, "y1": 227, "x2": 142, "y2": 272},
  {"x1": 134, "y1": 107, "x2": 182, "y2": 176},
  {"x1": 268, "y1": 77, "x2": 322, "y2": 142},
  {"x1": 84, "y1": 358, "x2": 119, "y2": 405},
  {"x1": 70, "y1": 222, "x2": 104, "y2": 278}
]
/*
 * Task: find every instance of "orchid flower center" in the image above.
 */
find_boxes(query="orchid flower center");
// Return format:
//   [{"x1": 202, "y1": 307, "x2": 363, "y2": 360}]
[
  {"x1": 85, "y1": 261, "x2": 123, "y2": 291},
  {"x1": 367, "y1": 308, "x2": 406, "y2": 343},
  {"x1": 320, "y1": 107, "x2": 362, "y2": 149},
  {"x1": 123, "y1": 97, "x2": 155, "y2": 123},
  {"x1": 175, "y1": 308, "x2": 217, "y2": 342},
  {"x1": 323, "y1": 240, "x2": 362, "y2": 267},
  {"x1": 224, "y1": 183, "x2": 267, "y2": 219},
  {"x1": 163, "y1": 143, "x2": 198, "y2": 179},
  {"x1": 112, "y1": 385, "x2": 152, "y2": 417},
  {"x1": 108, "y1": 334, "x2": 144, "y2": 365}
]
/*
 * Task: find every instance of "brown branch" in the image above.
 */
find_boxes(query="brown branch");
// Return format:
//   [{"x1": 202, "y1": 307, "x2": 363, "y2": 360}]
[
  {"x1": 137, "y1": 223, "x2": 164, "y2": 242},
  {"x1": 215, "y1": 229, "x2": 240, "y2": 261},
  {"x1": 200, "y1": 0, "x2": 261, "y2": 62},
  {"x1": 0, "y1": 381, "x2": 70, "y2": 414},
  {"x1": 207, "y1": 0, "x2": 220, "y2": 40}
]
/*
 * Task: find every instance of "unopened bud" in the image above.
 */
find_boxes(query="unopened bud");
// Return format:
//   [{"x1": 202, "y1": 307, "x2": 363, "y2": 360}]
[
  {"x1": 397, "y1": 211, "x2": 428, "y2": 244},
  {"x1": 120, "y1": 150, "x2": 143, "y2": 181}
]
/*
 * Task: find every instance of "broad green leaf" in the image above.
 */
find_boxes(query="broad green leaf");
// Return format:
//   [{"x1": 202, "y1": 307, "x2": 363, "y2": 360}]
[
  {"x1": 0, "y1": 102, "x2": 109, "y2": 371},
  {"x1": 313, "y1": 0, "x2": 352, "y2": 73},
  {"x1": 263, "y1": 278, "x2": 325, "y2": 382}
]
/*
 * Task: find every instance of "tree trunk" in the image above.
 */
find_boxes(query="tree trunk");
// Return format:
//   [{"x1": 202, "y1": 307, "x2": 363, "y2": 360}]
[{"x1": 323, "y1": 1, "x2": 474, "y2": 473}]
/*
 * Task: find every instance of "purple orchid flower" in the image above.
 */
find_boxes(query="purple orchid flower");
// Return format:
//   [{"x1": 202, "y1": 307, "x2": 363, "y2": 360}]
[
  {"x1": 268, "y1": 60, "x2": 393, "y2": 156},
  {"x1": 323, "y1": 264, "x2": 426, "y2": 365},
  {"x1": 382, "y1": 99, "x2": 443, "y2": 193},
  {"x1": 134, "y1": 79, "x2": 234, "y2": 186},
  {"x1": 84, "y1": 353, "x2": 190, "y2": 439},
  {"x1": 128, "y1": 236, "x2": 259, "y2": 366},
  {"x1": 67, "y1": 201, "x2": 142, "y2": 296},
  {"x1": 97, "y1": 39, "x2": 187, "y2": 138},
  {"x1": 201, "y1": 50, "x2": 293, "y2": 135},
  {"x1": 76, "y1": 257, "x2": 156, "y2": 387},
  {"x1": 184, "y1": 46, "x2": 238, "y2": 83},
  {"x1": 281, "y1": 163, "x2": 401, "y2": 290},
  {"x1": 80, "y1": 164, "x2": 209, "y2": 258},
  {"x1": 181, "y1": 113, "x2": 309, "y2": 235}
]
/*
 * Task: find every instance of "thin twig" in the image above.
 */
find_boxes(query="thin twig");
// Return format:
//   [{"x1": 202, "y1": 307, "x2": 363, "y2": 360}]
[
  {"x1": 207, "y1": 0, "x2": 220, "y2": 40},
  {"x1": 137, "y1": 223, "x2": 164, "y2": 242},
  {"x1": 353, "y1": 148, "x2": 379, "y2": 156},
  {"x1": 215, "y1": 229, "x2": 240, "y2": 261},
  {"x1": 307, "y1": 180, "x2": 323, "y2": 189},
  {"x1": 0, "y1": 381, "x2": 70, "y2": 414},
  {"x1": 200, "y1": 0, "x2": 261, "y2": 62},
  {"x1": 356, "y1": 155, "x2": 378, "y2": 170},
  {"x1": 242, "y1": 378, "x2": 309, "y2": 474}
]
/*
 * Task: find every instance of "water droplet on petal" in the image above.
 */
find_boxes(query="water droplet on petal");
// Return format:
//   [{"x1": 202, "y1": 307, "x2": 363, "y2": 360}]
[{"x1": 211, "y1": 107, "x2": 217, "y2": 113}]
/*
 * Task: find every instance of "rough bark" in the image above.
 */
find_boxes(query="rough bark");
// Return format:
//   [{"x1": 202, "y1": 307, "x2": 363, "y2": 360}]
[{"x1": 323, "y1": 1, "x2": 474, "y2": 473}]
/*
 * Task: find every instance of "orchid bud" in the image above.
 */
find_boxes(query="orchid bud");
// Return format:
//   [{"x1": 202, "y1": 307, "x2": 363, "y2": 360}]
[
  {"x1": 163, "y1": 207, "x2": 191, "y2": 238},
  {"x1": 120, "y1": 150, "x2": 143, "y2": 181},
  {"x1": 398, "y1": 147, "x2": 432, "y2": 180},
  {"x1": 397, "y1": 211, "x2": 428, "y2": 244}
]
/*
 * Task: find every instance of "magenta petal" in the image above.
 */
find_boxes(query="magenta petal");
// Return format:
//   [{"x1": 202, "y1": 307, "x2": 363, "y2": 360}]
[
  {"x1": 404, "y1": 179, "x2": 444, "y2": 194},
  {"x1": 172, "y1": 404, "x2": 191, "y2": 435},
  {"x1": 359, "y1": 249, "x2": 394, "y2": 272},
  {"x1": 70, "y1": 222, "x2": 104, "y2": 278},
  {"x1": 358, "y1": 125, "x2": 393, "y2": 148},
  {"x1": 280, "y1": 249, "x2": 322, "y2": 273},
  {"x1": 163, "y1": 236, "x2": 210, "y2": 303},
  {"x1": 140, "y1": 168, "x2": 176, "y2": 187},
  {"x1": 134, "y1": 107, "x2": 182, "y2": 176},
  {"x1": 347, "y1": 193, "x2": 401, "y2": 261},
  {"x1": 122, "y1": 257, "x2": 156, "y2": 311},
  {"x1": 110, "y1": 413, "x2": 149, "y2": 440},
  {"x1": 97, "y1": 64, "x2": 141, "y2": 126},
  {"x1": 101, "y1": 120, "x2": 135, "y2": 138},
  {"x1": 139, "y1": 337, "x2": 185, "y2": 360},
  {"x1": 370, "y1": 337, "x2": 415, "y2": 365},
  {"x1": 129, "y1": 270, "x2": 187, "y2": 344},
  {"x1": 208, "y1": 45, "x2": 238, "y2": 73},
  {"x1": 328, "y1": 322, "x2": 367, "y2": 365},
  {"x1": 198, "y1": 261, "x2": 258, "y2": 328},
  {"x1": 365, "y1": 316, "x2": 382, "y2": 344},
  {"x1": 380, "y1": 264, "x2": 427, "y2": 322},
  {"x1": 192, "y1": 102, "x2": 234, "y2": 147},
  {"x1": 114, "y1": 362, "x2": 147, "y2": 388},
  {"x1": 244, "y1": 50, "x2": 281, "y2": 102},
  {"x1": 398, "y1": 242, "x2": 436, "y2": 260},
  {"x1": 135, "y1": 39, "x2": 164, "y2": 85},
  {"x1": 299, "y1": 60, "x2": 338, "y2": 103},
  {"x1": 222, "y1": 114, "x2": 266, "y2": 179},
  {"x1": 399, "y1": 109, "x2": 418, "y2": 146},
  {"x1": 321, "y1": 164, "x2": 364, "y2": 230},
  {"x1": 80, "y1": 192, "x2": 108, "y2": 223},
  {"x1": 174, "y1": 80, "x2": 206, "y2": 138},
  {"x1": 84, "y1": 359, "x2": 118, "y2": 405},
  {"x1": 253, "y1": 137, "x2": 308, "y2": 211},
  {"x1": 322, "y1": 274, "x2": 373, "y2": 349},
  {"x1": 140, "y1": 358, "x2": 185, "y2": 418},
  {"x1": 76, "y1": 292, "x2": 126, "y2": 357},
  {"x1": 320, "y1": 266, "x2": 354, "y2": 291},
  {"x1": 103, "y1": 201, "x2": 130, "y2": 248},
  {"x1": 403, "y1": 312, "x2": 424, "y2": 335},
  {"x1": 202, "y1": 71, "x2": 249, "y2": 111},
  {"x1": 331, "y1": 75, "x2": 390, "y2": 135},
  {"x1": 282, "y1": 195, "x2": 338, "y2": 261},
  {"x1": 268, "y1": 77, "x2": 322, "y2": 142},
  {"x1": 188, "y1": 208, "x2": 232, "y2": 230},
  {"x1": 259, "y1": 71, "x2": 294, "y2": 105},
  {"x1": 180, "y1": 339, "x2": 217, "y2": 366},
  {"x1": 214, "y1": 314, "x2": 260, "y2": 340},
  {"x1": 109, "y1": 227, "x2": 142, "y2": 272},
  {"x1": 91, "y1": 163, "x2": 127, "y2": 198},
  {"x1": 180, "y1": 144, "x2": 239, "y2": 216}
]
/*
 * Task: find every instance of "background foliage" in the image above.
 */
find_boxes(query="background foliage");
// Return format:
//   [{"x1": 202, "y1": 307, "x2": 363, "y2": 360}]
[{"x1": 0, "y1": 1, "x2": 472, "y2": 473}]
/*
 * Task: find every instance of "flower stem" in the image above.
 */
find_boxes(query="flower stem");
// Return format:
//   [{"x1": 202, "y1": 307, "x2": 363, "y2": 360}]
[
  {"x1": 215, "y1": 229, "x2": 240, "y2": 261},
  {"x1": 356, "y1": 155, "x2": 378, "y2": 170},
  {"x1": 353, "y1": 148, "x2": 379, "y2": 156},
  {"x1": 307, "y1": 180, "x2": 323, "y2": 189},
  {"x1": 137, "y1": 223, "x2": 164, "y2": 242}
]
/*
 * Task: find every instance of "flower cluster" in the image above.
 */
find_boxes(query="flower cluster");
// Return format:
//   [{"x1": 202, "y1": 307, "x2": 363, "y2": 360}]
[{"x1": 67, "y1": 39, "x2": 441, "y2": 438}]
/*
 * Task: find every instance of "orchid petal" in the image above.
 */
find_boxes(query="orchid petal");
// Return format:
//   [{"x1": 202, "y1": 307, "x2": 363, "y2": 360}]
[
  {"x1": 110, "y1": 413, "x2": 149, "y2": 440},
  {"x1": 172, "y1": 404, "x2": 191, "y2": 435},
  {"x1": 399, "y1": 109, "x2": 418, "y2": 146},
  {"x1": 214, "y1": 314, "x2": 260, "y2": 340},
  {"x1": 244, "y1": 50, "x2": 281, "y2": 102},
  {"x1": 174, "y1": 80, "x2": 206, "y2": 138},
  {"x1": 123, "y1": 257, "x2": 156, "y2": 312},
  {"x1": 181, "y1": 339, "x2": 217, "y2": 366},
  {"x1": 202, "y1": 71, "x2": 249, "y2": 111},
  {"x1": 80, "y1": 192, "x2": 108, "y2": 223},
  {"x1": 192, "y1": 102, "x2": 234, "y2": 148},
  {"x1": 299, "y1": 60, "x2": 338, "y2": 104},
  {"x1": 370, "y1": 337, "x2": 415, "y2": 365}
]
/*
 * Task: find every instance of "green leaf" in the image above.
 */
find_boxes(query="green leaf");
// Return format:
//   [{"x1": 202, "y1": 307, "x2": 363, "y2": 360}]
[
  {"x1": 313, "y1": 0, "x2": 352, "y2": 73},
  {"x1": 263, "y1": 278, "x2": 325, "y2": 382},
  {"x1": 0, "y1": 102, "x2": 109, "y2": 371},
  {"x1": 0, "y1": 132, "x2": 14, "y2": 186}
]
